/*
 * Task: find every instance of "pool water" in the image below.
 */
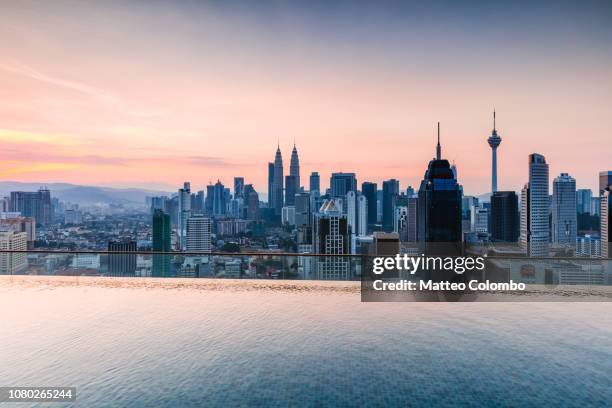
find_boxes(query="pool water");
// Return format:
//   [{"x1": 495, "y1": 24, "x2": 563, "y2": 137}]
[{"x1": 1, "y1": 277, "x2": 611, "y2": 407}]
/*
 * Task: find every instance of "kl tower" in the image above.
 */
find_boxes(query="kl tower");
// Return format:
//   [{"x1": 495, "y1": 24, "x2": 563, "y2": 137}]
[{"x1": 487, "y1": 110, "x2": 502, "y2": 193}]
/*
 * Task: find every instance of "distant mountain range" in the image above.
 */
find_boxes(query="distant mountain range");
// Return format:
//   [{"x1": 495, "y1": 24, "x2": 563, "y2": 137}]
[{"x1": 0, "y1": 182, "x2": 171, "y2": 206}]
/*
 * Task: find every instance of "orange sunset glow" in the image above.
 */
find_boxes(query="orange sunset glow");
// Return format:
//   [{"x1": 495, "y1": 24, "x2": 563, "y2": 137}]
[{"x1": 1, "y1": 1, "x2": 610, "y2": 194}]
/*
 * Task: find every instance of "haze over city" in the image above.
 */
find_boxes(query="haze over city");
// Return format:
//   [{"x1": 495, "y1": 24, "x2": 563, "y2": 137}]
[{"x1": 1, "y1": 0, "x2": 610, "y2": 194}]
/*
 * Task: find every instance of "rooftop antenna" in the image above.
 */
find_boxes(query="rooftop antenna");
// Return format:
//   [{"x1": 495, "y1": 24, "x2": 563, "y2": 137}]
[
  {"x1": 436, "y1": 122, "x2": 441, "y2": 160},
  {"x1": 493, "y1": 109, "x2": 496, "y2": 132}
]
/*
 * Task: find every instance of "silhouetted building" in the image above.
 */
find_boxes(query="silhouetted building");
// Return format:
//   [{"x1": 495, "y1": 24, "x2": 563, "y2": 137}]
[
  {"x1": 417, "y1": 123, "x2": 462, "y2": 254},
  {"x1": 310, "y1": 172, "x2": 320, "y2": 193},
  {"x1": 330, "y1": 173, "x2": 356, "y2": 198},
  {"x1": 490, "y1": 191, "x2": 519, "y2": 242},
  {"x1": 361, "y1": 182, "x2": 378, "y2": 228},
  {"x1": 205, "y1": 184, "x2": 214, "y2": 215},
  {"x1": 382, "y1": 179, "x2": 399, "y2": 232},
  {"x1": 268, "y1": 162, "x2": 274, "y2": 208},
  {"x1": 212, "y1": 180, "x2": 226, "y2": 217},
  {"x1": 285, "y1": 175, "x2": 297, "y2": 206}
]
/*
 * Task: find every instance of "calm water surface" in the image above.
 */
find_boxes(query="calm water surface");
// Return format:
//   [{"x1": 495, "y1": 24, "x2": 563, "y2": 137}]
[{"x1": 1, "y1": 280, "x2": 611, "y2": 407}]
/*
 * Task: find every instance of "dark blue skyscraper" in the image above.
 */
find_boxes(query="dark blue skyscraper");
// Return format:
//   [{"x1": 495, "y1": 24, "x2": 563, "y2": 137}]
[
  {"x1": 268, "y1": 162, "x2": 274, "y2": 208},
  {"x1": 330, "y1": 173, "x2": 357, "y2": 198},
  {"x1": 361, "y1": 182, "x2": 378, "y2": 227},
  {"x1": 213, "y1": 180, "x2": 226, "y2": 217},
  {"x1": 310, "y1": 172, "x2": 320, "y2": 193},
  {"x1": 285, "y1": 175, "x2": 297, "y2": 206},
  {"x1": 490, "y1": 191, "x2": 519, "y2": 242},
  {"x1": 417, "y1": 123, "x2": 462, "y2": 253},
  {"x1": 382, "y1": 179, "x2": 399, "y2": 232},
  {"x1": 205, "y1": 184, "x2": 214, "y2": 215}
]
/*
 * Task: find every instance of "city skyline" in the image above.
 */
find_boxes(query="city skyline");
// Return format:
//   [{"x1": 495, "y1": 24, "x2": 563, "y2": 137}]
[{"x1": 1, "y1": 1, "x2": 611, "y2": 194}]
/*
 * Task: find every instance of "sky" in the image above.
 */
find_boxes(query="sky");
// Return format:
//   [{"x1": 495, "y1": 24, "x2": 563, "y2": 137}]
[{"x1": 0, "y1": 0, "x2": 611, "y2": 195}]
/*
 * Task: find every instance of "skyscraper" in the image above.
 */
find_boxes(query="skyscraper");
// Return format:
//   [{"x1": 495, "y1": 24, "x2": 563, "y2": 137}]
[
  {"x1": 285, "y1": 175, "x2": 297, "y2": 206},
  {"x1": 382, "y1": 179, "x2": 399, "y2": 232},
  {"x1": 233, "y1": 177, "x2": 244, "y2": 199},
  {"x1": 192, "y1": 190, "x2": 205, "y2": 213},
  {"x1": 177, "y1": 182, "x2": 191, "y2": 250},
  {"x1": 490, "y1": 191, "x2": 519, "y2": 242},
  {"x1": 361, "y1": 182, "x2": 378, "y2": 228},
  {"x1": 272, "y1": 145, "x2": 284, "y2": 215},
  {"x1": 310, "y1": 172, "x2": 320, "y2": 193},
  {"x1": 213, "y1": 180, "x2": 226, "y2": 217},
  {"x1": 268, "y1": 162, "x2": 274, "y2": 208},
  {"x1": 552, "y1": 173, "x2": 577, "y2": 246},
  {"x1": 576, "y1": 189, "x2": 592, "y2": 214},
  {"x1": 487, "y1": 111, "x2": 502, "y2": 193},
  {"x1": 290, "y1": 143, "x2": 300, "y2": 191},
  {"x1": 10, "y1": 188, "x2": 53, "y2": 226},
  {"x1": 520, "y1": 153, "x2": 550, "y2": 257},
  {"x1": 244, "y1": 184, "x2": 259, "y2": 220},
  {"x1": 152, "y1": 209, "x2": 171, "y2": 276},
  {"x1": 405, "y1": 197, "x2": 418, "y2": 242},
  {"x1": 330, "y1": 173, "x2": 357, "y2": 198},
  {"x1": 186, "y1": 215, "x2": 212, "y2": 252},
  {"x1": 205, "y1": 184, "x2": 214, "y2": 215},
  {"x1": 417, "y1": 123, "x2": 462, "y2": 253},
  {"x1": 295, "y1": 192, "x2": 310, "y2": 225}
]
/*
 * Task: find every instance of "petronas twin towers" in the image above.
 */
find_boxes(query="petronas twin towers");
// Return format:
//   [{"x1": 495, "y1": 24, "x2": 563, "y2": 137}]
[{"x1": 269, "y1": 143, "x2": 300, "y2": 215}]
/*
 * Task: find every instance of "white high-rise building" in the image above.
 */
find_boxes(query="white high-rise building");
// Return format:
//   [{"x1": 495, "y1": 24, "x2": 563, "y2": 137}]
[
  {"x1": 601, "y1": 188, "x2": 611, "y2": 259},
  {"x1": 0, "y1": 231, "x2": 28, "y2": 274},
  {"x1": 470, "y1": 205, "x2": 489, "y2": 233},
  {"x1": 186, "y1": 215, "x2": 211, "y2": 252},
  {"x1": 551, "y1": 173, "x2": 577, "y2": 246},
  {"x1": 520, "y1": 153, "x2": 550, "y2": 257}
]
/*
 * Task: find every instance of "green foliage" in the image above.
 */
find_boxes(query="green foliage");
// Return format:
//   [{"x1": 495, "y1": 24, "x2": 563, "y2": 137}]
[{"x1": 219, "y1": 242, "x2": 241, "y2": 253}]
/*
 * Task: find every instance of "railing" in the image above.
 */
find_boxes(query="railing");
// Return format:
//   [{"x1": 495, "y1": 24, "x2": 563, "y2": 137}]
[
  {"x1": 0, "y1": 250, "x2": 610, "y2": 285},
  {"x1": 0, "y1": 250, "x2": 365, "y2": 280}
]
